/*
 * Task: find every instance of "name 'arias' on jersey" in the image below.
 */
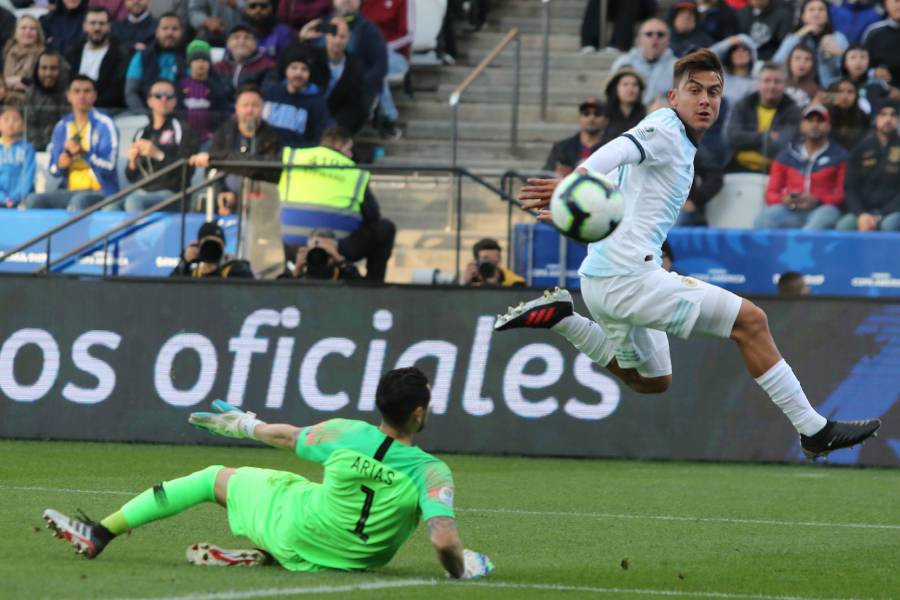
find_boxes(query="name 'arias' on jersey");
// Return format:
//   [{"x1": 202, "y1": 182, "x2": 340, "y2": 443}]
[{"x1": 549, "y1": 171, "x2": 624, "y2": 244}]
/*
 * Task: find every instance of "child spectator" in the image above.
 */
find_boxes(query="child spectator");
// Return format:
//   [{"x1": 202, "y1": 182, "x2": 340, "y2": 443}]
[
  {"x1": 841, "y1": 45, "x2": 885, "y2": 112},
  {"x1": 262, "y1": 46, "x2": 328, "y2": 148},
  {"x1": 826, "y1": 79, "x2": 869, "y2": 151},
  {"x1": 785, "y1": 44, "x2": 823, "y2": 108},
  {"x1": 0, "y1": 107, "x2": 36, "y2": 208},
  {"x1": 179, "y1": 40, "x2": 230, "y2": 146}
]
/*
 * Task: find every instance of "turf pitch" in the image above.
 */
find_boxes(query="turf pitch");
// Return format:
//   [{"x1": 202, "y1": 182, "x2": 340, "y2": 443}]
[{"x1": 3, "y1": 440, "x2": 899, "y2": 600}]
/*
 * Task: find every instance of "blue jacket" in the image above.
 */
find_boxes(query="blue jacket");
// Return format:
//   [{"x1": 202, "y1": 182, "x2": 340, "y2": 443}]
[
  {"x1": 831, "y1": 2, "x2": 881, "y2": 45},
  {"x1": 315, "y1": 14, "x2": 387, "y2": 101},
  {"x1": 0, "y1": 139, "x2": 36, "y2": 206},
  {"x1": 262, "y1": 81, "x2": 330, "y2": 148},
  {"x1": 47, "y1": 110, "x2": 120, "y2": 195}
]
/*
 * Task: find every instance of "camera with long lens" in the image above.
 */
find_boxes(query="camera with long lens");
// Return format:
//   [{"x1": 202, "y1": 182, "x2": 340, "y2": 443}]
[
  {"x1": 477, "y1": 259, "x2": 498, "y2": 281},
  {"x1": 304, "y1": 246, "x2": 335, "y2": 280}
]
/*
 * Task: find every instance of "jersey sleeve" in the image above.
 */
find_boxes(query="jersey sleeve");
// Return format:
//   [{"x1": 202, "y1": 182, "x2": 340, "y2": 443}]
[
  {"x1": 294, "y1": 419, "x2": 360, "y2": 464},
  {"x1": 417, "y1": 460, "x2": 456, "y2": 521},
  {"x1": 621, "y1": 112, "x2": 686, "y2": 166}
]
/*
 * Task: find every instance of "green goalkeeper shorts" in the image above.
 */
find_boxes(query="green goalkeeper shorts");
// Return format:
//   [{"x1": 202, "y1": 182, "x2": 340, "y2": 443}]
[{"x1": 225, "y1": 467, "x2": 327, "y2": 572}]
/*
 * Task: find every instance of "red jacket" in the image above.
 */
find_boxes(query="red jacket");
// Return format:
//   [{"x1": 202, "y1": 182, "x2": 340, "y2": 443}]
[
  {"x1": 765, "y1": 141, "x2": 848, "y2": 207},
  {"x1": 362, "y1": 0, "x2": 414, "y2": 56},
  {"x1": 278, "y1": 0, "x2": 331, "y2": 30}
]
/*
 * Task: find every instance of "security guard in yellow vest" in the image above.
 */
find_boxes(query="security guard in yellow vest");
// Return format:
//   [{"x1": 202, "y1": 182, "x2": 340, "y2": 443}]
[{"x1": 278, "y1": 127, "x2": 395, "y2": 282}]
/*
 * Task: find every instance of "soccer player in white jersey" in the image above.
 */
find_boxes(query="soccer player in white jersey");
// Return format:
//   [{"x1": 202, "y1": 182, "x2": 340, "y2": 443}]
[{"x1": 495, "y1": 49, "x2": 880, "y2": 459}]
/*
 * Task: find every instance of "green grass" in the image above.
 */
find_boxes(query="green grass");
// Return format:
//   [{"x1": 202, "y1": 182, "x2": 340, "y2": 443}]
[{"x1": 2, "y1": 440, "x2": 899, "y2": 600}]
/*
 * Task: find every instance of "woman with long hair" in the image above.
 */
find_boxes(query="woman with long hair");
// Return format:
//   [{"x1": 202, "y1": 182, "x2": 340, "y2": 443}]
[
  {"x1": 773, "y1": 0, "x2": 847, "y2": 87},
  {"x1": 840, "y1": 44, "x2": 886, "y2": 112},
  {"x1": 601, "y1": 68, "x2": 647, "y2": 144},
  {"x1": 785, "y1": 44, "x2": 823, "y2": 107},
  {"x1": 826, "y1": 79, "x2": 869, "y2": 151},
  {"x1": 2, "y1": 15, "x2": 46, "y2": 106},
  {"x1": 710, "y1": 33, "x2": 757, "y2": 104}
]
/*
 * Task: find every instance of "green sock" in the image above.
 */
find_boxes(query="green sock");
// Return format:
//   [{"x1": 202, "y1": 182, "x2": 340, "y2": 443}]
[{"x1": 104, "y1": 465, "x2": 224, "y2": 533}]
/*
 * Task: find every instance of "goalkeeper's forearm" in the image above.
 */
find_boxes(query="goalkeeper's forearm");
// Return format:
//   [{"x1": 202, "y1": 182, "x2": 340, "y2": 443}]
[{"x1": 252, "y1": 423, "x2": 301, "y2": 450}]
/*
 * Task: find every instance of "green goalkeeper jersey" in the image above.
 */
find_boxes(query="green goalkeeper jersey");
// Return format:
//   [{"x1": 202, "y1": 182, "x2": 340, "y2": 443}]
[{"x1": 284, "y1": 418, "x2": 455, "y2": 570}]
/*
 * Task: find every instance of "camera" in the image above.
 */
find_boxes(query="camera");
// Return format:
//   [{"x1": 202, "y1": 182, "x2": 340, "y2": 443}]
[
  {"x1": 316, "y1": 21, "x2": 338, "y2": 35},
  {"x1": 477, "y1": 260, "x2": 498, "y2": 281},
  {"x1": 304, "y1": 246, "x2": 334, "y2": 279}
]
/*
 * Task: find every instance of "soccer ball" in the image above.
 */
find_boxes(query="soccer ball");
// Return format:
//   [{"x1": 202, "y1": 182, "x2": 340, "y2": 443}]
[{"x1": 549, "y1": 171, "x2": 624, "y2": 243}]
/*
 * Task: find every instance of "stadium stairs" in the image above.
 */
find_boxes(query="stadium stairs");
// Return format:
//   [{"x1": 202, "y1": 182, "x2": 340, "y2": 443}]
[{"x1": 368, "y1": 0, "x2": 620, "y2": 283}]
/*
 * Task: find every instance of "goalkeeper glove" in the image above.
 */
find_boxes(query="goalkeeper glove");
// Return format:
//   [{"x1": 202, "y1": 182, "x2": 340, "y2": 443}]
[
  {"x1": 188, "y1": 399, "x2": 264, "y2": 440},
  {"x1": 460, "y1": 549, "x2": 495, "y2": 579}
]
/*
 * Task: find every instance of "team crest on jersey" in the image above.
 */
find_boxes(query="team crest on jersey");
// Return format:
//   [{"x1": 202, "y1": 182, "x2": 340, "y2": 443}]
[
  {"x1": 635, "y1": 125, "x2": 656, "y2": 140},
  {"x1": 681, "y1": 276, "x2": 698, "y2": 287}
]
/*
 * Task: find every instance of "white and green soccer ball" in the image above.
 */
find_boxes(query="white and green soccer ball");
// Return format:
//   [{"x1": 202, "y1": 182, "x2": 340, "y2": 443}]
[{"x1": 549, "y1": 171, "x2": 624, "y2": 243}]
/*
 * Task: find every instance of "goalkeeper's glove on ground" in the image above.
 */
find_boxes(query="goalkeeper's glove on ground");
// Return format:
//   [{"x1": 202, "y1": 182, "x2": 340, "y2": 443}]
[
  {"x1": 460, "y1": 549, "x2": 495, "y2": 579},
  {"x1": 188, "y1": 400, "x2": 264, "y2": 440}
]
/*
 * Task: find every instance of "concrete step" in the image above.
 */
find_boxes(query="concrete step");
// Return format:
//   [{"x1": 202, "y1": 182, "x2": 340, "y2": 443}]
[
  {"x1": 461, "y1": 47, "x2": 619, "y2": 69},
  {"x1": 404, "y1": 119, "x2": 573, "y2": 143},
  {"x1": 434, "y1": 84, "x2": 608, "y2": 104},
  {"x1": 459, "y1": 31, "x2": 583, "y2": 51},
  {"x1": 397, "y1": 98, "x2": 598, "y2": 123},
  {"x1": 410, "y1": 63, "x2": 615, "y2": 90},
  {"x1": 377, "y1": 137, "x2": 551, "y2": 162},
  {"x1": 485, "y1": 16, "x2": 582, "y2": 35}
]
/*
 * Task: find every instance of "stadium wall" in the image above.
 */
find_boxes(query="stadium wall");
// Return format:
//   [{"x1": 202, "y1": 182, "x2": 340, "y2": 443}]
[{"x1": 0, "y1": 275, "x2": 897, "y2": 466}]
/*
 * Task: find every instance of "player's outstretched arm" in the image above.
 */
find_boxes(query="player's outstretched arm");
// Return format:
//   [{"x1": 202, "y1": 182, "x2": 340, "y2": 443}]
[
  {"x1": 188, "y1": 400, "x2": 300, "y2": 450},
  {"x1": 427, "y1": 517, "x2": 494, "y2": 579}
]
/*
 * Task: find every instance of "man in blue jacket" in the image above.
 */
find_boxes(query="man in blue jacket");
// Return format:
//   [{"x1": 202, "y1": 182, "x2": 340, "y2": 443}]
[
  {"x1": 24, "y1": 76, "x2": 119, "y2": 211},
  {"x1": 0, "y1": 107, "x2": 36, "y2": 209}
]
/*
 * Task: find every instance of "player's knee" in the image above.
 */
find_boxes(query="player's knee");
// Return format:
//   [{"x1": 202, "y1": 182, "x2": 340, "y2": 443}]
[{"x1": 732, "y1": 301, "x2": 768, "y2": 342}]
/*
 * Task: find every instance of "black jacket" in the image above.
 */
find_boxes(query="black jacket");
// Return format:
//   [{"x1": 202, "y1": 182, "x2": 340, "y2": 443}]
[
  {"x1": 689, "y1": 144, "x2": 725, "y2": 211},
  {"x1": 125, "y1": 116, "x2": 199, "y2": 194},
  {"x1": 170, "y1": 257, "x2": 255, "y2": 278},
  {"x1": 725, "y1": 92, "x2": 801, "y2": 171},
  {"x1": 65, "y1": 40, "x2": 128, "y2": 109},
  {"x1": 844, "y1": 132, "x2": 900, "y2": 216},
  {"x1": 737, "y1": 1, "x2": 793, "y2": 60},
  {"x1": 864, "y1": 20, "x2": 900, "y2": 88},
  {"x1": 0, "y1": 7, "x2": 14, "y2": 45},
  {"x1": 543, "y1": 133, "x2": 601, "y2": 172},
  {"x1": 306, "y1": 45, "x2": 370, "y2": 134},
  {"x1": 112, "y1": 13, "x2": 158, "y2": 58},
  {"x1": 209, "y1": 117, "x2": 283, "y2": 183}
]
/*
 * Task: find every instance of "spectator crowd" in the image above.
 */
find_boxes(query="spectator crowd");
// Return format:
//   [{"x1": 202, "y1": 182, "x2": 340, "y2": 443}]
[{"x1": 560, "y1": 0, "x2": 900, "y2": 231}]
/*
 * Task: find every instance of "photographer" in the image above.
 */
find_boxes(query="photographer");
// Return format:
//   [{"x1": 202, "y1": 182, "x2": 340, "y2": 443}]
[
  {"x1": 291, "y1": 228, "x2": 361, "y2": 281},
  {"x1": 463, "y1": 238, "x2": 524, "y2": 288},
  {"x1": 170, "y1": 221, "x2": 254, "y2": 278}
]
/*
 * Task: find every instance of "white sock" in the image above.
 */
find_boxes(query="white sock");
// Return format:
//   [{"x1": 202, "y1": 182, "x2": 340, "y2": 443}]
[
  {"x1": 552, "y1": 313, "x2": 615, "y2": 367},
  {"x1": 754, "y1": 359, "x2": 827, "y2": 436}
]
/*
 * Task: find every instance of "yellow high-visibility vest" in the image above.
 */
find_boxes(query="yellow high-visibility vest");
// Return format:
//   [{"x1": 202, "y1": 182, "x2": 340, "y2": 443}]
[{"x1": 278, "y1": 146, "x2": 370, "y2": 244}]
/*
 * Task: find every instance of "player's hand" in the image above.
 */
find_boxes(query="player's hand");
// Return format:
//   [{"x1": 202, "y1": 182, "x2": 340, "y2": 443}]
[
  {"x1": 460, "y1": 549, "x2": 495, "y2": 579},
  {"x1": 536, "y1": 209, "x2": 552, "y2": 223},
  {"x1": 518, "y1": 177, "x2": 560, "y2": 211},
  {"x1": 189, "y1": 400, "x2": 264, "y2": 439}
]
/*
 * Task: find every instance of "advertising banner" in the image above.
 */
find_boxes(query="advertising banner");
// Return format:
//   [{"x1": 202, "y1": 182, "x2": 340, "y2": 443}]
[
  {"x1": 513, "y1": 224, "x2": 900, "y2": 298},
  {"x1": 0, "y1": 276, "x2": 897, "y2": 466},
  {"x1": 0, "y1": 211, "x2": 238, "y2": 277}
]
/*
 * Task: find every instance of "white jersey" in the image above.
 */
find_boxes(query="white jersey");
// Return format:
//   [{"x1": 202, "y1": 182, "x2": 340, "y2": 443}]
[{"x1": 579, "y1": 108, "x2": 697, "y2": 278}]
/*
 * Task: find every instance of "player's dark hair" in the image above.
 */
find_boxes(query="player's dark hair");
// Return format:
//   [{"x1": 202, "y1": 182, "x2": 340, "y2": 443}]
[
  {"x1": 68, "y1": 74, "x2": 96, "y2": 90},
  {"x1": 661, "y1": 239, "x2": 674, "y2": 262},
  {"x1": 777, "y1": 271, "x2": 805, "y2": 293},
  {"x1": 673, "y1": 48, "x2": 724, "y2": 86},
  {"x1": 375, "y1": 367, "x2": 431, "y2": 429},
  {"x1": 472, "y1": 237, "x2": 501, "y2": 259}
]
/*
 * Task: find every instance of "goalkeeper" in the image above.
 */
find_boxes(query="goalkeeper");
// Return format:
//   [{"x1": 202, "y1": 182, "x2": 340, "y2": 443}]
[{"x1": 42, "y1": 367, "x2": 494, "y2": 579}]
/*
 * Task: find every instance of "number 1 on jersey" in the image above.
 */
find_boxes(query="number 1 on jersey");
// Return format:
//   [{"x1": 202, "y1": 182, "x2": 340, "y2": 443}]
[{"x1": 352, "y1": 485, "x2": 376, "y2": 541}]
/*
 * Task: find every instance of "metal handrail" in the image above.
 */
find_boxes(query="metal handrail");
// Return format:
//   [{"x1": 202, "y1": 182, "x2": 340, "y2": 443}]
[
  {"x1": 0, "y1": 159, "x2": 189, "y2": 268},
  {"x1": 41, "y1": 173, "x2": 227, "y2": 274},
  {"x1": 540, "y1": 0, "x2": 551, "y2": 121},
  {"x1": 449, "y1": 27, "x2": 521, "y2": 166}
]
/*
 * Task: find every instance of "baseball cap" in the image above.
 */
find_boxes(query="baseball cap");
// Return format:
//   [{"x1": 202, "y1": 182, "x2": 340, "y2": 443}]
[
  {"x1": 197, "y1": 221, "x2": 225, "y2": 242},
  {"x1": 801, "y1": 104, "x2": 831, "y2": 121},
  {"x1": 228, "y1": 23, "x2": 257, "y2": 37},
  {"x1": 578, "y1": 97, "x2": 607, "y2": 114}
]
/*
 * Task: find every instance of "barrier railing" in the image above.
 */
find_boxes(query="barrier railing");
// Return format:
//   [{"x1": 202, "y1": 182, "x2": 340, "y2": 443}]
[
  {"x1": 448, "y1": 27, "x2": 521, "y2": 166},
  {"x1": 5, "y1": 160, "x2": 529, "y2": 282}
]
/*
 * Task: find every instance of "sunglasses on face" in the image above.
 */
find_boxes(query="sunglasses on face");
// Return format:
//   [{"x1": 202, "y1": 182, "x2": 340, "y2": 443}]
[
  {"x1": 644, "y1": 31, "x2": 667, "y2": 38},
  {"x1": 151, "y1": 92, "x2": 176, "y2": 100}
]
